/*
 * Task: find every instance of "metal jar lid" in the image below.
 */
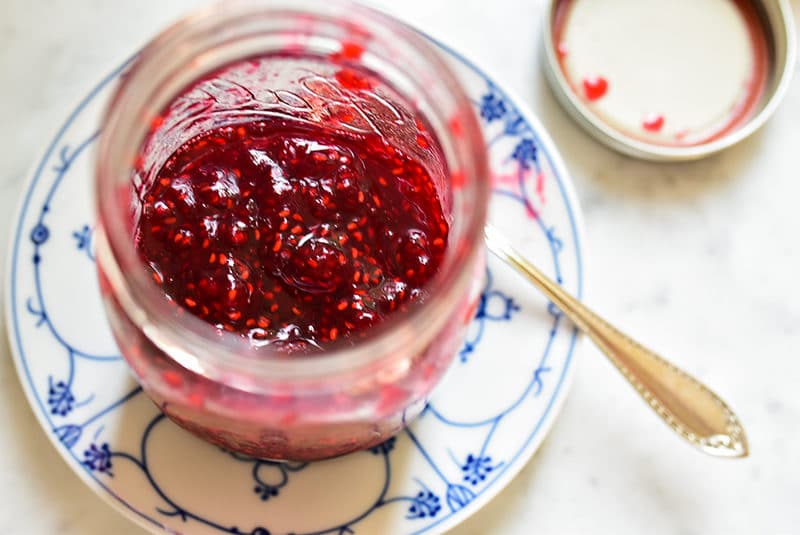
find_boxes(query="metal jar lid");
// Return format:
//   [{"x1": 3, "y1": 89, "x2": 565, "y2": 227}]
[{"x1": 542, "y1": 0, "x2": 796, "y2": 162}]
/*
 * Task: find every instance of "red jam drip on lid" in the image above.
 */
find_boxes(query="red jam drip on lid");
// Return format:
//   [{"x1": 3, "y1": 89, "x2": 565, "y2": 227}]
[
  {"x1": 642, "y1": 113, "x2": 665, "y2": 132},
  {"x1": 136, "y1": 120, "x2": 449, "y2": 352},
  {"x1": 582, "y1": 75, "x2": 608, "y2": 102}
]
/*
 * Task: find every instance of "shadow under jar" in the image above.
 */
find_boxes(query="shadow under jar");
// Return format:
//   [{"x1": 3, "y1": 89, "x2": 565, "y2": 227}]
[{"x1": 94, "y1": 0, "x2": 489, "y2": 461}]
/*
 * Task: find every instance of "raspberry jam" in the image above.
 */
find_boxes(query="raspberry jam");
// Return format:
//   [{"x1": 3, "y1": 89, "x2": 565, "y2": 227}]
[
  {"x1": 97, "y1": 0, "x2": 490, "y2": 462},
  {"x1": 136, "y1": 119, "x2": 449, "y2": 352}
]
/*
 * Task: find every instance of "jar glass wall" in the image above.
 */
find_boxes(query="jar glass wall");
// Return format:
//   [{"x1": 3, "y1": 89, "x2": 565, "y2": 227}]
[{"x1": 95, "y1": 0, "x2": 489, "y2": 461}]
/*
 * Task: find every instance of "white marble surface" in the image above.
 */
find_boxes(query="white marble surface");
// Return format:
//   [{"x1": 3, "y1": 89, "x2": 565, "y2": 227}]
[{"x1": 1, "y1": 1, "x2": 798, "y2": 533}]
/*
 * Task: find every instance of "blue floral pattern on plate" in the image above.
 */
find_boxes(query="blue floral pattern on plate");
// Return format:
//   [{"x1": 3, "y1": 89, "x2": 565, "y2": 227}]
[{"x1": 6, "y1": 39, "x2": 583, "y2": 535}]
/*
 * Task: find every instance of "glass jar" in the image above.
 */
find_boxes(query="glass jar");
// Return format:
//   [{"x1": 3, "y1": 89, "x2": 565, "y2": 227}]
[{"x1": 94, "y1": 0, "x2": 489, "y2": 461}]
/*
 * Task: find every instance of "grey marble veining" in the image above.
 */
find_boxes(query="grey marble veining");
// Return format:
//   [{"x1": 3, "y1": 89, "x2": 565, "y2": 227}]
[{"x1": 0, "y1": 1, "x2": 798, "y2": 533}]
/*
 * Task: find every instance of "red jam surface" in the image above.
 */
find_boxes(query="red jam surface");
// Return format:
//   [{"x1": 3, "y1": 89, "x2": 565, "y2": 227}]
[{"x1": 136, "y1": 119, "x2": 449, "y2": 352}]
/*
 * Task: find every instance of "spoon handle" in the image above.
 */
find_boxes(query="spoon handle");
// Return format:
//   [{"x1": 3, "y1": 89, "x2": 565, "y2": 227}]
[{"x1": 484, "y1": 225, "x2": 748, "y2": 458}]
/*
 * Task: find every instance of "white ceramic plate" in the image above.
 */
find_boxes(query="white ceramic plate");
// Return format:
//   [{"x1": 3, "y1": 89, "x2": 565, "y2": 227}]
[{"x1": 5, "y1": 39, "x2": 584, "y2": 535}]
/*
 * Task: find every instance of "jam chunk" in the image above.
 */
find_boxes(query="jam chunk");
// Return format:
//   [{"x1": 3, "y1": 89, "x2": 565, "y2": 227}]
[{"x1": 136, "y1": 119, "x2": 449, "y2": 352}]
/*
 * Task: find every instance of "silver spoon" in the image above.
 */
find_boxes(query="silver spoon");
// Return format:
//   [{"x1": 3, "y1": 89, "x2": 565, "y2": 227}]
[{"x1": 485, "y1": 224, "x2": 748, "y2": 458}]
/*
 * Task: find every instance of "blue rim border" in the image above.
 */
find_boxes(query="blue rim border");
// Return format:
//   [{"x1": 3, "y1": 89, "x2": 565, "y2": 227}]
[
  {"x1": 5, "y1": 40, "x2": 584, "y2": 535},
  {"x1": 412, "y1": 37, "x2": 584, "y2": 534}
]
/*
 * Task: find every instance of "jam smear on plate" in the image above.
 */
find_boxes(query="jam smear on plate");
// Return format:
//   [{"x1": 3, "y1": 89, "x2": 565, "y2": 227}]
[{"x1": 136, "y1": 119, "x2": 449, "y2": 353}]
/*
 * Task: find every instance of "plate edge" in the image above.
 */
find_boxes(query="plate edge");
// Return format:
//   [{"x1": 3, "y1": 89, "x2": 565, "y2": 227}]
[{"x1": 3, "y1": 29, "x2": 587, "y2": 535}]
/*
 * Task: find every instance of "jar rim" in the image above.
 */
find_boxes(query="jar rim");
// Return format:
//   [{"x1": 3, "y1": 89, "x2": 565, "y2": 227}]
[{"x1": 95, "y1": 0, "x2": 490, "y2": 385}]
